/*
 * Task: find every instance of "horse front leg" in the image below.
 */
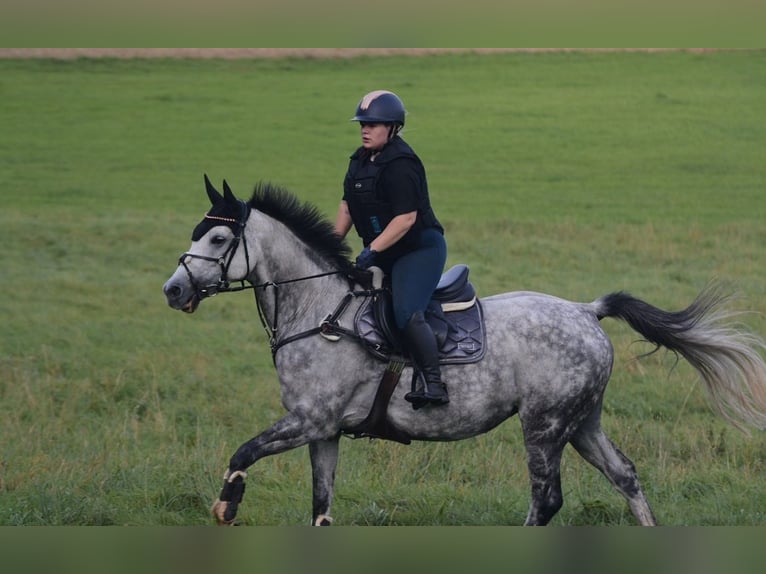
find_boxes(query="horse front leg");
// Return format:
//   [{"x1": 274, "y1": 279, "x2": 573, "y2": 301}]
[
  {"x1": 309, "y1": 437, "x2": 340, "y2": 526},
  {"x1": 211, "y1": 410, "x2": 334, "y2": 525}
]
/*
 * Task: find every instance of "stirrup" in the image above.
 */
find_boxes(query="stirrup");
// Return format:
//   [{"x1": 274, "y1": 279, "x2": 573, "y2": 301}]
[{"x1": 404, "y1": 382, "x2": 449, "y2": 410}]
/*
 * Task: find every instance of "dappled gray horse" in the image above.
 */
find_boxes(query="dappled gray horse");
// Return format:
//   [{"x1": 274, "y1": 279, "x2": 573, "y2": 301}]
[{"x1": 163, "y1": 176, "x2": 766, "y2": 525}]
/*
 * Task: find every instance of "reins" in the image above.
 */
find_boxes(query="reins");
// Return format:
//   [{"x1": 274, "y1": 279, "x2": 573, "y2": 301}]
[
  {"x1": 246, "y1": 271, "x2": 384, "y2": 363},
  {"x1": 250, "y1": 270, "x2": 353, "y2": 358}
]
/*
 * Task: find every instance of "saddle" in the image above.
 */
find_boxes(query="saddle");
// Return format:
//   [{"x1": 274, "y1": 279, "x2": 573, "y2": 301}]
[{"x1": 354, "y1": 264, "x2": 486, "y2": 365}]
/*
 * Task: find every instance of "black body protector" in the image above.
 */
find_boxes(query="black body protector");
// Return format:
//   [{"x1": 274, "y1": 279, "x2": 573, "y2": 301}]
[{"x1": 343, "y1": 137, "x2": 442, "y2": 267}]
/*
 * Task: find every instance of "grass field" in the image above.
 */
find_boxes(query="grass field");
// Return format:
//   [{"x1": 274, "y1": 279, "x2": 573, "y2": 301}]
[{"x1": 0, "y1": 51, "x2": 764, "y2": 526}]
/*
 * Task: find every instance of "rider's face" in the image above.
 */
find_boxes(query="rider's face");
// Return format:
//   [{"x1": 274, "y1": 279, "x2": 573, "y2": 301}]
[{"x1": 359, "y1": 122, "x2": 390, "y2": 151}]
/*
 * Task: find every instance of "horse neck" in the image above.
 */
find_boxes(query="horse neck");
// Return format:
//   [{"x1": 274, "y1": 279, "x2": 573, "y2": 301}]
[{"x1": 246, "y1": 213, "x2": 348, "y2": 328}]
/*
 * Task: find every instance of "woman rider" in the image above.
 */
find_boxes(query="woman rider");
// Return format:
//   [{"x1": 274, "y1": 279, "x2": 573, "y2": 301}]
[{"x1": 334, "y1": 90, "x2": 449, "y2": 408}]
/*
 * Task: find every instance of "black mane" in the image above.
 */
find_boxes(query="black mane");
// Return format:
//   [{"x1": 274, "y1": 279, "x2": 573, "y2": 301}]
[{"x1": 249, "y1": 182, "x2": 354, "y2": 274}]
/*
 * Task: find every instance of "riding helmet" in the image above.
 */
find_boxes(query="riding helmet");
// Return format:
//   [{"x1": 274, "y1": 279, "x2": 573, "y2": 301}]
[{"x1": 351, "y1": 90, "x2": 406, "y2": 126}]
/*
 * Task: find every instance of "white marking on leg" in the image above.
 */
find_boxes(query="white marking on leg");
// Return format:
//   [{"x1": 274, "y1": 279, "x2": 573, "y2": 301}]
[{"x1": 313, "y1": 514, "x2": 333, "y2": 526}]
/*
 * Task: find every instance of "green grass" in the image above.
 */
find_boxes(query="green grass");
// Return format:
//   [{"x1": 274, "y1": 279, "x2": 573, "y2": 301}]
[{"x1": 1, "y1": 51, "x2": 765, "y2": 525}]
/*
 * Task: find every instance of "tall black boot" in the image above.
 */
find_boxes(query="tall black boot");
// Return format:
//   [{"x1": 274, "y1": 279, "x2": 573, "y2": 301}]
[{"x1": 402, "y1": 311, "x2": 449, "y2": 408}]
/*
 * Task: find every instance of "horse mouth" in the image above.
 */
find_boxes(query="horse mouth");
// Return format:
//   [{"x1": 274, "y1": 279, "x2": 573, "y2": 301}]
[{"x1": 181, "y1": 294, "x2": 201, "y2": 313}]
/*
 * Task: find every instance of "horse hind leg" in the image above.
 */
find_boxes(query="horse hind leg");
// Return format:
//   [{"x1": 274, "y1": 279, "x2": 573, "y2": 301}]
[
  {"x1": 523, "y1": 442, "x2": 565, "y2": 526},
  {"x1": 569, "y1": 418, "x2": 657, "y2": 526},
  {"x1": 521, "y1": 416, "x2": 568, "y2": 525}
]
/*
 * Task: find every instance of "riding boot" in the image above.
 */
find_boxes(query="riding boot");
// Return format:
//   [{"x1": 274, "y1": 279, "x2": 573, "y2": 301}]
[{"x1": 402, "y1": 311, "x2": 449, "y2": 408}]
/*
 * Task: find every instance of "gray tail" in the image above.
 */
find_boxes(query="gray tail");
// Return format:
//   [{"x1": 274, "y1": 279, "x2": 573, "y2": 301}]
[{"x1": 594, "y1": 284, "x2": 766, "y2": 433}]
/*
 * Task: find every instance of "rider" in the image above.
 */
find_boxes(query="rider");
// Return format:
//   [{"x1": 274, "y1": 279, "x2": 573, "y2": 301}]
[{"x1": 334, "y1": 90, "x2": 449, "y2": 408}]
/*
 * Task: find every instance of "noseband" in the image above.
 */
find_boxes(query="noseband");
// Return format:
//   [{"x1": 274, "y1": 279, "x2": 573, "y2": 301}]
[{"x1": 179, "y1": 199, "x2": 252, "y2": 299}]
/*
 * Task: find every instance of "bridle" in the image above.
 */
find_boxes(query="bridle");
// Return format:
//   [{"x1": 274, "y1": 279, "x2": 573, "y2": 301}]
[{"x1": 178, "y1": 199, "x2": 253, "y2": 299}]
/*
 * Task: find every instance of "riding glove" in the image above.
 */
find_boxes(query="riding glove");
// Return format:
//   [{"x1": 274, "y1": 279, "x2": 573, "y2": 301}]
[{"x1": 355, "y1": 246, "x2": 377, "y2": 269}]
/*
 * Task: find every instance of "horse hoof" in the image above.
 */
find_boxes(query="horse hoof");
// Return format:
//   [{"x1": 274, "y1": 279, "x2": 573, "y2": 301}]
[
  {"x1": 211, "y1": 499, "x2": 238, "y2": 526},
  {"x1": 313, "y1": 514, "x2": 334, "y2": 526}
]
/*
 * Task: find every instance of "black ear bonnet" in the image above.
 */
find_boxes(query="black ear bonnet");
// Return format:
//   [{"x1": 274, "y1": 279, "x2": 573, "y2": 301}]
[{"x1": 191, "y1": 175, "x2": 249, "y2": 241}]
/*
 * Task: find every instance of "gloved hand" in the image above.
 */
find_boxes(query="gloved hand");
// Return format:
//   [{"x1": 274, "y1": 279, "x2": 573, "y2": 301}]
[{"x1": 355, "y1": 246, "x2": 377, "y2": 269}]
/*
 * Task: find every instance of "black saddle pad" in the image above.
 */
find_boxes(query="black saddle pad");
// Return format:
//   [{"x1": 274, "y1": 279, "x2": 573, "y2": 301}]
[{"x1": 354, "y1": 295, "x2": 486, "y2": 365}]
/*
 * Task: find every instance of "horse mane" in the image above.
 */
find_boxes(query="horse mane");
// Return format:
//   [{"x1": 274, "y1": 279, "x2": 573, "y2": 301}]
[{"x1": 248, "y1": 182, "x2": 354, "y2": 274}]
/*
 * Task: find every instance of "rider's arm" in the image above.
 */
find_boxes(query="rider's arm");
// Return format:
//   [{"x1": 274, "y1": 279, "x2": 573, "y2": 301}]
[
  {"x1": 334, "y1": 200, "x2": 353, "y2": 238},
  {"x1": 369, "y1": 211, "x2": 417, "y2": 253}
]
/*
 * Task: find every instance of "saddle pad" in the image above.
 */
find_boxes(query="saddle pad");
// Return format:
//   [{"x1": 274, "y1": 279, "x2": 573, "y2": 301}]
[{"x1": 354, "y1": 297, "x2": 486, "y2": 365}]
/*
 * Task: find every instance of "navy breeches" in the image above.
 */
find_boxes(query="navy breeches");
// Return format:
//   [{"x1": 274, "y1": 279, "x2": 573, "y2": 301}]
[{"x1": 389, "y1": 228, "x2": 447, "y2": 329}]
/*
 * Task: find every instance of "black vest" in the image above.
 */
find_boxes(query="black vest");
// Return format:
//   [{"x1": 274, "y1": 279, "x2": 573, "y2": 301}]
[{"x1": 343, "y1": 137, "x2": 442, "y2": 252}]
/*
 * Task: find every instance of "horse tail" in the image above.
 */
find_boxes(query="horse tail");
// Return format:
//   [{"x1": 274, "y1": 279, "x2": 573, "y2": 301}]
[{"x1": 593, "y1": 284, "x2": 766, "y2": 433}]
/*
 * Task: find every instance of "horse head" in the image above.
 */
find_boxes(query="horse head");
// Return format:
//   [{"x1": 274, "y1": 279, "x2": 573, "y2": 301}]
[{"x1": 163, "y1": 175, "x2": 252, "y2": 313}]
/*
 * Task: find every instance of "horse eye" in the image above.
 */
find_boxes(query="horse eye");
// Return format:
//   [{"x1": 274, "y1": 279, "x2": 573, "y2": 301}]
[{"x1": 211, "y1": 235, "x2": 227, "y2": 246}]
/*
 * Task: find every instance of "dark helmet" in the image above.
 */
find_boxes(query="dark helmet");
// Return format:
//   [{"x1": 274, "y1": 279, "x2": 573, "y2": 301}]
[{"x1": 351, "y1": 90, "x2": 406, "y2": 126}]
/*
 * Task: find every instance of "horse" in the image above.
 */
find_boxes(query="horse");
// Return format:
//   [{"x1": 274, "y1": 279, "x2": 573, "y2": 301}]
[{"x1": 163, "y1": 176, "x2": 766, "y2": 526}]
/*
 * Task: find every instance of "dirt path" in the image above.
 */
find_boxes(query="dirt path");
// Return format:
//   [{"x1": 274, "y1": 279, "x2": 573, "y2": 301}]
[{"x1": 0, "y1": 48, "x2": 720, "y2": 60}]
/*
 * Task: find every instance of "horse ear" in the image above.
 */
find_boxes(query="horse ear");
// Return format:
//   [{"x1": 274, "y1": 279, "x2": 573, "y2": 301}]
[
  {"x1": 222, "y1": 179, "x2": 237, "y2": 203},
  {"x1": 204, "y1": 173, "x2": 223, "y2": 205}
]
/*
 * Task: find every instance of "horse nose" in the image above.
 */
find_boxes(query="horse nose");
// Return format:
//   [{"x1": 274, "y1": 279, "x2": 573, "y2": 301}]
[{"x1": 163, "y1": 281, "x2": 183, "y2": 302}]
